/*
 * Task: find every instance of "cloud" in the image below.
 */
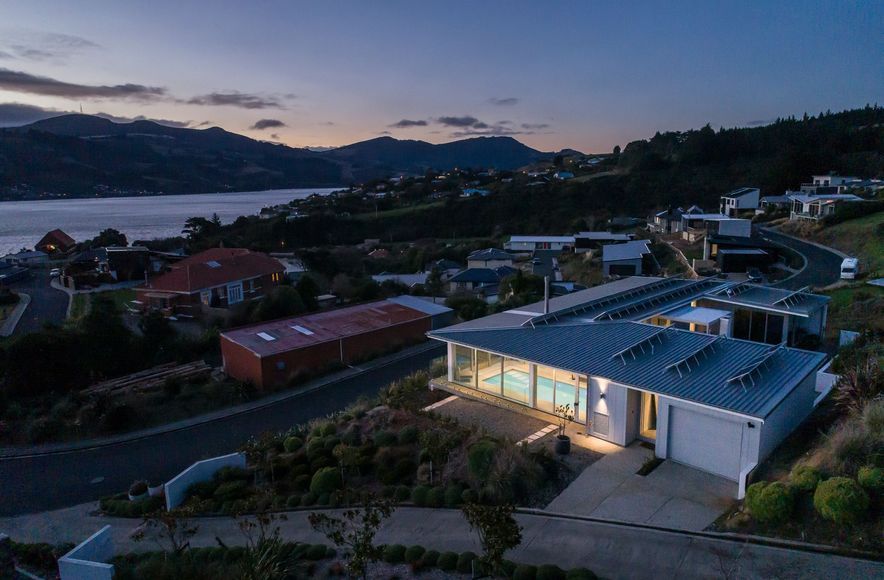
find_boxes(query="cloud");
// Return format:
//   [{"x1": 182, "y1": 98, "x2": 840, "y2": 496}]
[
  {"x1": 0, "y1": 51, "x2": 13, "y2": 59},
  {"x1": 250, "y1": 118, "x2": 287, "y2": 130},
  {"x1": 521, "y1": 123, "x2": 550, "y2": 130},
  {"x1": 1, "y1": 31, "x2": 100, "y2": 61},
  {"x1": 186, "y1": 92, "x2": 284, "y2": 109},
  {"x1": 0, "y1": 101, "x2": 193, "y2": 128},
  {"x1": 436, "y1": 115, "x2": 481, "y2": 127},
  {"x1": 0, "y1": 68, "x2": 165, "y2": 100},
  {"x1": 270, "y1": 133, "x2": 279, "y2": 140},
  {"x1": 488, "y1": 97, "x2": 519, "y2": 106},
  {"x1": 389, "y1": 118, "x2": 428, "y2": 128}
]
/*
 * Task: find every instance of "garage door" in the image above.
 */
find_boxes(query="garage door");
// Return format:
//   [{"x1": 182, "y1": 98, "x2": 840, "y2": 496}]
[{"x1": 667, "y1": 405, "x2": 742, "y2": 480}]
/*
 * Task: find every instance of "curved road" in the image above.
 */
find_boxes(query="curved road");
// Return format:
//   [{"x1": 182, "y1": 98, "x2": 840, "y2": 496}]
[
  {"x1": 0, "y1": 344, "x2": 443, "y2": 516},
  {"x1": 7, "y1": 270, "x2": 69, "y2": 335},
  {"x1": 759, "y1": 228, "x2": 845, "y2": 290}
]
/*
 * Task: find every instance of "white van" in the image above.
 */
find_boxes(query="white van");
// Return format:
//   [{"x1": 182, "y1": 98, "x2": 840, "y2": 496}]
[{"x1": 840, "y1": 257, "x2": 859, "y2": 280}]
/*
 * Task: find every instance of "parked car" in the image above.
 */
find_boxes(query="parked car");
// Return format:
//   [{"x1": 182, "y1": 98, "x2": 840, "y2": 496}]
[
  {"x1": 49, "y1": 268, "x2": 61, "y2": 278},
  {"x1": 746, "y1": 268, "x2": 763, "y2": 283},
  {"x1": 840, "y1": 257, "x2": 859, "y2": 280}
]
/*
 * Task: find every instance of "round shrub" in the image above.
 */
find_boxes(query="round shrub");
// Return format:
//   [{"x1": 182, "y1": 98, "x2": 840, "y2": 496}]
[
  {"x1": 395, "y1": 485, "x2": 411, "y2": 502},
  {"x1": 310, "y1": 467, "x2": 342, "y2": 495},
  {"x1": 306, "y1": 438, "x2": 327, "y2": 460},
  {"x1": 215, "y1": 466, "x2": 250, "y2": 482},
  {"x1": 323, "y1": 436, "x2": 342, "y2": 451},
  {"x1": 814, "y1": 477, "x2": 869, "y2": 524},
  {"x1": 404, "y1": 545, "x2": 426, "y2": 564},
  {"x1": 286, "y1": 495, "x2": 301, "y2": 508},
  {"x1": 858, "y1": 466, "x2": 884, "y2": 492},
  {"x1": 456, "y1": 551, "x2": 477, "y2": 574},
  {"x1": 461, "y1": 488, "x2": 477, "y2": 504},
  {"x1": 301, "y1": 492, "x2": 317, "y2": 506},
  {"x1": 304, "y1": 544, "x2": 328, "y2": 561},
  {"x1": 790, "y1": 465, "x2": 821, "y2": 492},
  {"x1": 537, "y1": 564, "x2": 566, "y2": 580},
  {"x1": 382, "y1": 485, "x2": 396, "y2": 498},
  {"x1": 382, "y1": 543, "x2": 406, "y2": 563},
  {"x1": 427, "y1": 487, "x2": 445, "y2": 508},
  {"x1": 444, "y1": 484, "x2": 463, "y2": 507},
  {"x1": 398, "y1": 425, "x2": 419, "y2": 444},
  {"x1": 213, "y1": 480, "x2": 250, "y2": 503},
  {"x1": 320, "y1": 423, "x2": 337, "y2": 437},
  {"x1": 374, "y1": 430, "x2": 397, "y2": 447},
  {"x1": 421, "y1": 549, "x2": 440, "y2": 567},
  {"x1": 283, "y1": 436, "x2": 304, "y2": 453},
  {"x1": 744, "y1": 482, "x2": 793, "y2": 524},
  {"x1": 513, "y1": 564, "x2": 538, "y2": 580},
  {"x1": 411, "y1": 485, "x2": 430, "y2": 506},
  {"x1": 293, "y1": 474, "x2": 311, "y2": 492},
  {"x1": 468, "y1": 439, "x2": 498, "y2": 482},
  {"x1": 437, "y1": 551, "x2": 458, "y2": 571},
  {"x1": 566, "y1": 568, "x2": 598, "y2": 580},
  {"x1": 316, "y1": 493, "x2": 330, "y2": 506}
]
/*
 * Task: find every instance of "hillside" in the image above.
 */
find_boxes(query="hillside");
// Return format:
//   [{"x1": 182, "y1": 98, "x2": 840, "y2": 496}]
[{"x1": 815, "y1": 211, "x2": 884, "y2": 275}]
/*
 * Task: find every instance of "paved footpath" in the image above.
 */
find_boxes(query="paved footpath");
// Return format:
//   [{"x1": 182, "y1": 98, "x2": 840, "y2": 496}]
[{"x1": 1, "y1": 504, "x2": 880, "y2": 580}]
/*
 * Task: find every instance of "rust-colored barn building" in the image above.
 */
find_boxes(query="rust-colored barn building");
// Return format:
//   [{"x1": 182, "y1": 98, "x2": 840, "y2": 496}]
[{"x1": 220, "y1": 298, "x2": 451, "y2": 389}]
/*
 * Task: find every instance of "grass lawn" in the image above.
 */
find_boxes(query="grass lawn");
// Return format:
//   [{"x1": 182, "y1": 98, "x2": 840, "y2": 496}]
[
  {"x1": 68, "y1": 294, "x2": 89, "y2": 320},
  {"x1": 103, "y1": 288, "x2": 137, "y2": 311},
  {"x1": 815, "y1": 210, "x2": 884, "y2": 275},
  {"x1": 822, "y1": 284, "x2": 884, "y2": 339}
]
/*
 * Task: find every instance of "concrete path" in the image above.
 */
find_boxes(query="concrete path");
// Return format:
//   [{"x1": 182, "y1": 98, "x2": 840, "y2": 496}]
[
  {"x1": 0, "y1": 292, "x2": 29, "y2": 337},
  {"x1": 1, "y1": 503, "x2": 879, "y2": 580},
  {"x1": 546, "y1": 442, "x2": 735, "y2": 531}
]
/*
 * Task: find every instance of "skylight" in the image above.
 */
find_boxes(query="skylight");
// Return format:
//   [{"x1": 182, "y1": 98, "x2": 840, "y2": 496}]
[
  {"x1": 257, "y1": 332, "x2": 276, "y2": 341},
  {"x1": 206, "y1": 260, "x2": 222, "y2": 268},
  {"x1": 291, "y1": 325, "x2": 314, "y2": 336}
]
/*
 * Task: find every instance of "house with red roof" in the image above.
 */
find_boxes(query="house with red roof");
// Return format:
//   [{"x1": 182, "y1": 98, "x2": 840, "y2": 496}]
[
  {"x1": 135, "y1": 248, "x2": 284, "y2": 318},
  {"x1": 35, "y1": 229, "x2": 76, "y2": 255}
]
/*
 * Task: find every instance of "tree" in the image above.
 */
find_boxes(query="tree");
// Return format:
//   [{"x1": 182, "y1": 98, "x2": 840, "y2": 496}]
[
  {"x1": 295, "y1": 275, "x2": 321, "y2": 310},
  {"x1": 131, "y1": 507, "x2": 199, "y2": 555},
  {"x1": 253, "y1": 286, "x2": 305, "y2": 322},
  {"x1": 87, "y1": 228, "x2": 128, "y2": 248},
  {"x1": 424, "y1": 267, "x2": 444, "y2": 302},
  {"x1": 613, "y1": 145, "x2": 621, "y2": 156},
  {"x1": 181, "y1": 216, "x2": 219, "y2": 241},
  {"x1": 461, "y1": 503, "x2": 522, "y2": 575},
  {"x1": 419, "y1": 429, "x2": 459, "y2": 485},
  {"x1": 309, "y1": 495, "x2": 395, "y2": 580},
  {"x1": 236, "y1": 510, "x2": 295, "y2": 580},
  {"x1": 331, "y1": 273, "x2": 354, "y2": 301},
  {"x1": 139, "y1": 310, "x2": 176, "y2": 360}
]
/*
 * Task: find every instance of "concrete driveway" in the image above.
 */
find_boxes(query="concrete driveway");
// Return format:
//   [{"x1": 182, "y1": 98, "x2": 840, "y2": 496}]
[
  {"x1": 546, "y1": 441, "x2": 736, "y2": 531},
  {"x1": 6, "y1": 269, "x2": 69, "y2": 335}
]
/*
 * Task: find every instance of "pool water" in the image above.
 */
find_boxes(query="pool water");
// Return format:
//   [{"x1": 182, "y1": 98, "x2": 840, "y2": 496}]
[{"x1": 483, "y1": 369, "x2": 586, "y2": 419}]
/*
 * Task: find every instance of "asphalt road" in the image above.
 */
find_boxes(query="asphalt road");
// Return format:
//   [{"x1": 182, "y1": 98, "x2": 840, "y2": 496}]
[
  {"x1": 6, "y1": 269, "x2": 69, "y2": 335},
  {"x1": 0, "y1": 344, "x2": 443, "y2": 516},
  {"x1": 759, "y1": 228, "x2": 844, "y2": 290}
]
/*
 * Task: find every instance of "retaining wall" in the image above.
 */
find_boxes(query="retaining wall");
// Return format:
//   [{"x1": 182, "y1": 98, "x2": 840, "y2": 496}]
[
  {"x1": 58, "y1": 525, "x2": 114, "y2": 580},
  {"x1": 165, "y1": 452, "x2": 246, "y2": 510}
]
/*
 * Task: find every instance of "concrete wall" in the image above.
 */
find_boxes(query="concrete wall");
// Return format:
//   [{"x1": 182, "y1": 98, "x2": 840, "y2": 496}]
[
  {"x1": 588, "y1": 378, "x2": 628, "y2": 443},
  {"x1": 758, "y1": 372, "x2": 819, "y2": 461},
  {"x1": 165, "y1": 452, "x2": 246, "y2": 510},
  {"x1": 58, "y1": 525, "x2": 115, "y2": 580}
]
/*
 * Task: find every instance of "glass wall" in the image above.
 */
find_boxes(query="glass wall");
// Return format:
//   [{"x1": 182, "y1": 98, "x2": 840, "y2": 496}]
[
  {"x1": 733, "y1": 309, "x2": 784, "y2": 345},
  {"x1": 502, "y1": 358, "x2": 530, "y2": 404},
  {"x1": 452, "y1": 344, "x2": 475, "y2": 388},
  {"x1": 476, "y1": 351, "x2": 503, "y2": 395},
  {"x1": 535, "y1": 365, "x2": 557, "y2": 413},
  {"x1": 577, "y1": 376, "x2": 588, "y2": 423}
]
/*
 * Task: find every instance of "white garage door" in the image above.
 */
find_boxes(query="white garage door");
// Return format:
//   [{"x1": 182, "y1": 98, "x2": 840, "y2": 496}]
[{"x1": 667, "y1": 405, "x2": 742, "y2": 480}]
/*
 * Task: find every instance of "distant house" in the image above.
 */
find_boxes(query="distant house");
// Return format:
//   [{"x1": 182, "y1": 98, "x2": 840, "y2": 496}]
[
  {"x1": 371, "y1": 272, "x2": 429, "y2": 288},
  {"x1": 2, "y1": 250, "x2": 48, "y2": 267},
  {"x1": 0, "y1": 260, "x2": 28, "y2": 285},
  {"x1": 427, "y1": 259, "x2": 462, "y2": 281},
  {"x1": 35, "y1": 229, "x2": 76, "y2": 255},
  {"x1": 648, "y1": 207, "x2": 696, "y2": 234},
  {"x1": 573, "y1": 231, "x2": 635, "y2": 253},
  {"x1": 368, "y1": 248, "x2": 390, "y2": 259},
  {"x1": 66, "y1": 246, "x2": 150, "y2": 286},
  {"x1": 800, "y1": 174, "x2": 860, "y2": 195},
  {"x1": 719, "y1": 187, "x2": 760, "y2": 217},
  {"x1": 554, "y1": 171, "x2": 574, "y2": 180},
  {"x1": 449, "y1": 265, "x2": 518, "y2": 297},
  {"x1": 789, "y1": 193, "x2": 865, "y2": 221},
  {"x1": 602, "y1": 240, "x2": 653, "y2": 276},
  {"x1": 135, "y1": 248, "x2": 284, "y2": 318},
  {"x1": 466, "y1": 248, "x2": 515, "y2": 269},
  {"x1": 704, "y1": 234, "x2": 780, "y2": 271},
  {"x1": 503, "y1": 235, "x2": 575, "y2": 253},
  {"x1": 681, "y1": 214, "x2": 751, "y2": 242}
]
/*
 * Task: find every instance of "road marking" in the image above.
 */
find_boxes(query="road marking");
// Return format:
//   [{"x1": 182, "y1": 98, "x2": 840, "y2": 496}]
[
  {"x1": 423, "y1": 395, "x2": 458, "y2": 411},
  {"x1": 517, "y1": 424, "x2": 557, "y2": 446}
]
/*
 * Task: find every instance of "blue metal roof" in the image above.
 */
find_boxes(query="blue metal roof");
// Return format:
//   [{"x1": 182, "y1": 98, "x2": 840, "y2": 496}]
[
  {"x1": 702, "y1": 283, "x2": 829, "y2": 317},
  {"x1": 429, "y1": 321, "x2": 825, "y2": 419}
]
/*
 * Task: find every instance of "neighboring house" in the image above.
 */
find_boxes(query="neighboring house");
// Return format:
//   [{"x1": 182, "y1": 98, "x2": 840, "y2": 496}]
[
  {"x1": 704, "y1": 234, "x2": 780, "y2": 272},
  {"x1": 759, "y1": 193, "x2": 795, "y2": 212},
  {"x1": 649, "y1": 206, "x2": 703, "y2": 234},
  {"x1": 789, "y1": 193, "x2": 865, "y2": 221},
  {"x1": 0, "y1": 261, "x2": 28, "y2": 285},
  {"x1": 681, "y1": 214, "x2": 751, "y2": 242},
  {"x1": 2, "y1": 250, "x2": 48, "y2": 267},
  {"x1": 466, "y1": 248, "x2": 515, "y2": 269},
  {"x1": 800, "y1": 174, "x2": 859, "y2": 194},
  {"x1": 574, "y1": 231, "x2": 634, "y2": 252},
  {"x1": 35, "y1": 229, "x2": 76, "y2": 255},
  {"x1": 371, "y1": 272, "x2": 429, "y2": 288},
  {"x1": 554, "y1": 171, "x2": 574, "y2": 180},
  {"x1": 449, "y1": 266, "x2": 518, "y2": 295},
  {"x1": 135, "y1": 248, "x2": 284, "y2": 318},
  {"x1": 602, "y1": 240, "x2": 652, "y2": 276},
  {"x1": 368, "y1": 248, "x2": 390, "y2": 259},
  {"x1": 428, "y1": 276, "x2": 831, "y2": 497},
  {"x1": 504, "y1": 235, "x2": 575, "y2": 253},
  {"x1": 426, "y1": 259, "x2": 462, "y2": 281},
  {"x1": 719, "y1": 187, "x2": 760, "y2": 216},
  {"x1": 220, "y1": 298, "x2": 451, "y2": 388}
]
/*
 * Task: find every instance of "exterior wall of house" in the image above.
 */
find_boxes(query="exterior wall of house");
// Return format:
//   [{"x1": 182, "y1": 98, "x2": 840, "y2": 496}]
[
  {"x1": 587, "y1": 377, "x2": 629, "y2": 444},
  {"x1": 758, "y1": 371, "x2": 820, "y2": 461},
  {"x1": 603, "y1": 258, "x2": 642, "y2": 277},
  {"x1": 467, "y1": 259, "x2": 512, "y2": 269},
  {"x1": 221, "y1": 336, "x2": 264, "y2": 386}
]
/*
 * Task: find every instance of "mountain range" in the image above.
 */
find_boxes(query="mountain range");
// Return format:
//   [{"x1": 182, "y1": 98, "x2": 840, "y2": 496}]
[{"x1": 0, "y1": 115, "x2": 557, "y2": 197}]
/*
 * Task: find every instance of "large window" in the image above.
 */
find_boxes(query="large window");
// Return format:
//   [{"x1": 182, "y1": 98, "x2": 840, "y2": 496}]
[
  {"x1": 733, "y1": 309, "x2": 784, "y2": 345},
  {"x1": 502, "y1": 358, "x2": 530, "y2": 404},
  {"x1": 453, "y1": 345, "x2": 475, "y2": 387},
  {"x1": 535, "y1": 365, "x2": 557, "y2": 413},
  {"x1": 535, "y1": 366, "x2": 585, "y2": 419},
  {"x1": 227, "y1": 282, "x2": 244, "y2": 305},
  {"x1": 476, "y1": 351, "x2": 503, "y2": 395}
]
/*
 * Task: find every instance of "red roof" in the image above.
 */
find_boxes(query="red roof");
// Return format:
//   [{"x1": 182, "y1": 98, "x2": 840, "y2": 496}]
[
  {"x1": 143, "y1": 248, "x2": 283, "y2": 293},
  {"x1": 36, "y1": 229, "x2": 76, "y2": 251},
  {"x1": 221, "y1": 300, "x2": 428, "y2": 357}
]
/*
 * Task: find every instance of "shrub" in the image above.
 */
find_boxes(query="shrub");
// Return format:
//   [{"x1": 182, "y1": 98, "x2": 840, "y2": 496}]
[
  {"x1": 128, "y1": 480, "x2": 148, "y2": 497},
  {"x1": 286, "y1": 495, "x2": 300, "y2": 508},
  {"x1": 444, "y1": 484, "x2": 463, "y2": 507},
  {"x1": 214, "y1": 466, "x2": 250, "y2": 482},
  {"x1": 513, "y1": 564, "x2": 538, "y2": 580},
  {"x1": 790, "y1": 465, "x2": 821, "y2": 492},
  {"x1": 427, "y1": 487, "x2": 445, "y2": 508},
  {"x1": 213, "y1": 480, "x2": 250, "y2": 503},
  {"x1": 500, "y1": 560, "x2": 517, "y2": 578},
  {"x1": 421, "y1": 549, "x2": 440, "y2": 567},
  {"x1": 293, "y1": 474, "x2": 311, "y2": 492},
  {"x1": 537, "y1": 564, "x2": 567, "y2": 580},
  {"x1": 323, "y1": 436, "x2": 342, "y2": 451},
  {"x1": 395, "y1": 485, "x2": 411, "y2": 502},
  {"x1": 411, "y1": 485, "x2": 430, "y2": 506},
  {"x1": 744, "y1": 482, "x2": 793, "y2": 524},
  {"x1": 858, "y1": 466, "x2": 884, "y2": 492},
  {"x1": 399, "y1": 425, "x2": 419, "y2": 445},
  {"x1": 437, "y1": 551, "x2": 458, "y2": 571},
  {"x1": 374, "y1": 430, "x2": 397, "y2": 447},
  {"x1": 306, "y1": 438, "x2": 327, "y2": 460},
  {"x1": 461, "y1": 488, "x2": 477, "y2": 504},
  {"x1": 468, "y1": 438, "x2": 498, "y2": 482},
  {"x1": 310, "y1": 467, "x2": 342, "y2": 495},
  {"x1": 382, "y1": 543, "x2": 406, "y2": 563},
  {"x1": 814, "y1": 477, "x2": 870, "y2": 524},
  {"x1": 301, "y1": 492, "x2": 317, "y2": 506},
  {"x1": 304, "y1": 544, "x2": 328, "y2": 561},
  {"x1": 283, "y1": 436, "x2": 304, "y2": 453},
  {"x1": 456, "y1": 551, "x2": 477, "y2": 573},
  {"x1": 566, "y1": 568, "x2": 598, "y2": 580},
  {"x1": 317, "y1": 493, "x2": 330, "y2": 506},
  {"x1": 321, "y1": 423, "x2": 338, "y2": 437},
  {"x1": 404, "y1": 545, "x2": 426, "y2": 564}
]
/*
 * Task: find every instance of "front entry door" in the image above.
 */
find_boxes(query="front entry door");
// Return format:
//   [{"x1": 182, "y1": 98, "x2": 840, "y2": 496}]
[{"x1": 639, "y1": 392, "x2": 659, "y2": 442}]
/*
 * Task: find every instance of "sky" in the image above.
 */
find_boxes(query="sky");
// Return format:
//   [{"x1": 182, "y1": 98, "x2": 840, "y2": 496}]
[{"x1": 0, "y1": 1, "x2": 881, "y2": 152}]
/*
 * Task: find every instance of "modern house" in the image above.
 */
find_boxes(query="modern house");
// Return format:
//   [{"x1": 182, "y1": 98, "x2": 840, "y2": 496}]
[
  {"x1": 427, "y1": 276, "x2": 831, "y2": 497},
  {"x1": 504, "y1": 236, "x2": 575, "y2": 253},
  {"x1": 221, "y1": 297, "x2": 451, "y2": 388},
  {"x1": 35, "y1": 229, "x2": 76, "y2": 255},
  {"x1": 135, "y1": 248, "x2": 284, "y2": 318},
  {"x1": 789, "y1": 193, "x2": 865, "y2": 221},
  {"x1": 800, "y1": 174, "x2": 859, "y2": 194},
  {"x1": 573, "y1": 231, "x2": 635, "y2": 253},
  {"x1": 466, "y1": 248, "x2": 515, "y2": 269},
  {"x1": 649, "y1": 206, "x2": 703, "y2": 234},
  {"x1": 65, "y1": 246, "x2": 151, "y2": 286},
  {"x1": 602, "y1": 240, "x2": 652, "y2": 276},
  {"x1": 719, "y1": 187, "x2": 760, "y2": 217},
  {"x1": 703, "y1": 234, "x2": 780, "y2": 271},
  {"x1": 681, "y1": 214, "x2": 751, "y2": 242}
]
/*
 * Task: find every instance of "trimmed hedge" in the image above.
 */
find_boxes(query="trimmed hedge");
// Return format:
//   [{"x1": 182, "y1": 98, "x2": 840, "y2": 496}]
[
  {"x1": 283, "y1": 436, "x2": 304, "y2": 452},
  {"x1": 427, "y1": 486, "x2": 445, "y2": 508},
  {"x1": 514, "y1": 564, "x2": 538, "y2": 580},
  {"x1": 858, "y1": 466, "x2": 883, "y2": 492},
  {"x1": 395, "y1": 485, "x2": 411, "y2": 502},
  {"x1": 374, "y1": 430, "x2": 397, "y2": 447},
  {"x1": 456, "y1": 551, "x2": 477, "y2": 573},
  {"x1": 310, "y1": 467, "x2": 342, "y2": 495},
  {"x1": 745, "y1": 481, "x2": 794, "y2": 524},
  {"x1": 537, "y1": 564, "x2": 566, "y2": 580},
  {"x1": 404, "y1": 545, "x2": 426, "y2": 564},
  {"x1": 411, "y1": 485, "x2": 430, "y2": 506},
  {"x1": 790, "y1": 465, "x2": 821, "y2": 492},
  {"x1": 437, "y1": 551, "x2": 458, "y2": 571},
  {"x1": 382, "y1": 544, "x2": 406, "y2": 563},
  {"x1": 813, "y1": 477, "x2": 869, "y2": 524},
  {"x1": 444, "y1": 484, "x2": 463, "y2": 507},
  {"x1": 421, "y1": 550, "x2": 440, "y2": 567}
]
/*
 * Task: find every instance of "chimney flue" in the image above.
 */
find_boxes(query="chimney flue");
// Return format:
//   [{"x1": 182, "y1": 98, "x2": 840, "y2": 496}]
[{"x1": 543, "y1": 275, "x2": 550, "y2": 314}]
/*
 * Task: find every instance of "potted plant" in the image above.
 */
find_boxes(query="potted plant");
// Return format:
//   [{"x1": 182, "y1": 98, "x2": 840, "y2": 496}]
[
  {"x1": 148, "y1": 481, "x2": 165, "y2": 498},
  {"x1": 128, "y1": 480, "x2": 148, "y2": 501},
  {"x1": 554, "y1": 404, "x2": 574, "y2": 455}
]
